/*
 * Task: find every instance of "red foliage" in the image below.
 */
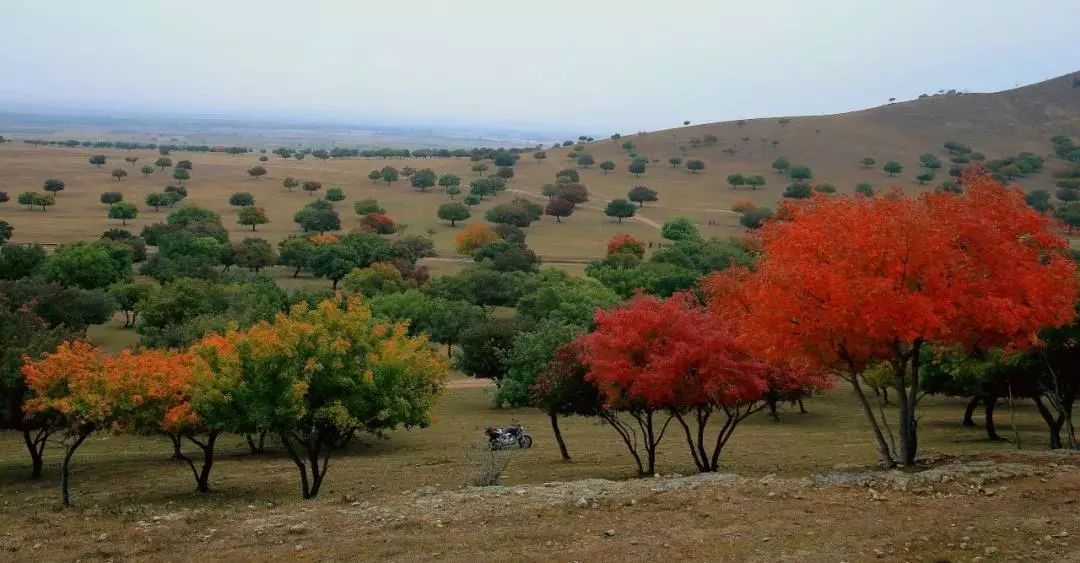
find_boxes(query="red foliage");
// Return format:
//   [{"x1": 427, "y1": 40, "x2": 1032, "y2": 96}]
[
  {"x1": 606, "y1": 234, "x2": 645, "y2": 258},
  {"x1": 706, "y1": 167, "x2": 1078, "y2": 464},
  {"x1": 359, "y1": 213, "x2": 397, "y2": 235}
]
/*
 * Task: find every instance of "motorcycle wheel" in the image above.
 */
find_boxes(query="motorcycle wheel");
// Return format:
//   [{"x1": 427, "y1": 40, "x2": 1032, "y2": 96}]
[{"x1": 518, "y1": 435, "x2": 533, "y2": 449}]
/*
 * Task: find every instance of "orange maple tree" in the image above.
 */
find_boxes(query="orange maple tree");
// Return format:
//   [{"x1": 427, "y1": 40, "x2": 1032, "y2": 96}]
[
  {"x1": 708, "y1": 167, "x2": 1078, "y2": 465},
  {"x1": 453, "y1": 222, "x2": 498, "y2": 255},
  {"x1": 605, "y1": 234, "x2": 645, "y2": 258}
]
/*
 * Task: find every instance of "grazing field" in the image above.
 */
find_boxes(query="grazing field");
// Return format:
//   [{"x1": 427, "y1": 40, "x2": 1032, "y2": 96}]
[{"x1": 0, "y1": 380, "x2": 1076, "y2": 561}]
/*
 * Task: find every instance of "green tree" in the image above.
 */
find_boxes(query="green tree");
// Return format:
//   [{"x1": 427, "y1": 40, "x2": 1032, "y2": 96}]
[
  {"x1": 381, "y1": 166, "x2": 400, "y2": 184},
  {"x1": 783, "y1": 182, "x2": 813, "y2": 199},
  {"x1": 238, "y1": 206, "x2": 269, "y2": 231},
  {"x1": 229, "y1": 192, "x2": 255, "y2": 207},
  {"x1": 788, "y1": 165, "x2": 812, "y2": 181},
  {"x1": 740, "y1": 207, "x2": 774, "y2": 229},
  {"x1": 1054, "y1": 202, "x2": 1080, "y2": 234},
  {"x1": 627, "y1": 185, "x2": 658, "y2": 207},
  {"x1": 111, "y1": 168, "x2": 128, "y2": 181},
  {"x1": 145, "y1": 192, "x2": 170, "y2": 211},
  {"x1": 301, "y1": 180, "x2": 323, "y2": 197},
  {"x1": 246, "y1": 166, "x2": 266, "y2": 180},
  {"x1": 883, "y1": 161, "x2": 903, "y2": 176},
  {"x1": 43, "y1": 179, "x2": 65, "y2": 195},
  {"x1": 485, "y1": 199, "x2": 543, "y2": 227},
  {"x1": 856, "y1": 182, "x2": 875, "y2": 196},
  {"x1": 916, "y1": 172, "x2": 935, "y2": 185},
  {"x1": 410, "y1": 168, "x2": 438, "y2": 192},
  {"x1": 437, "y1": 202, "x2": 471, "y2": 226},
  {"x1": 577, "y1": 154, "x2": 595, "y2": 168},
  {"x1": 860, "y1": 156, "x2": 876, "y2": 169},
  {"x1": 544, "y1": 198, "x2": 575, "y2": 223},
  {"x1": 669, "y1": 157, "x2": 683, "y2": 168},
  {"x1": 660, "y1": 217, "x2": 699, "y2": 241},
  {"x1": 325, "y1": 187, "x2": 346, "y2": 203},
  {"x1": 309, "y1": 244, "x2": 359, "y2": 289},
  {"x1": 438, "y1": 174, "x2": 461, "y2": 195},
  {"x1": 628, "y1": 161, "x2": 646, "y2": 177},
  {"x1": 745, "y1": 175, "x2": 766, "y2": 190},
  {"x1": 100, "y1": 192, "x2": 123, "y2": 205},
  {"x1": 599, "y1": 160, "x2": 615, "y2": 173},
  {"x1": 726, "y1": 174, "x2": 746, "y2": 189},
  {"x1": 294, "y1": 204, "x2": 341, "y2": 234},
  {"x1": 283, "y1": 176, "x2": 300, "y2": 192},
  {"x1": 604, "y1": 198, "x2": 636, "y2": 223},
  {"x1": 43, "y1": 241, "x2": 132, "y2": 289},
  {"x1": 456, "y1": 317, "x2": 530, "y2": 380},
  {"x1": 471, "y1": 163, "x2": 488, "y2": 176},
  {"x1": 278, "y1": 235, "x2": 315, "y2": 277},
  {"x1": 140, "y1": 165, "x2": 155, "y2": 177},
  {"x1": 354, "y1": 199, "x2": 385, "y2": 215},
  {"x1": 107, "y1": 281, "x2": 151, "y2": 328},
  {"x1": 173, "y1": 168, "x2": 190, "y2": 184},
  {"x1": 1025, "y1": 189, "x2": 1052, "y2": 214},
  {"x1": 919, "y1": 153, "x2": 942, "y2": 170},
  {"x1": 234, "y1": 237, "x2": 276, "y2": 272},
  {"x1": 0, "y1": 244, "x2": 46, "y2": 279},
  {"x1": 772, "y1": 156, "x2": 791, "y2": 175},
  {"x1": 89, "y1": 155, "x2": 106, "y2": 167},
  {"x1": 155, "y1": 157, "x2": 172, "y2": 170},
  {"x1": 108, "y1": 202, "x2": 138, "y2": 225},
  {"x1": 686, "y1": 159, "x2": 705, "y2": 173},
  {"x1": 496, "y1": 319, "x2": 582, "y2": 413},
  {"x1": 341, "y1": 262, "x2": 411, "y2": 297}
]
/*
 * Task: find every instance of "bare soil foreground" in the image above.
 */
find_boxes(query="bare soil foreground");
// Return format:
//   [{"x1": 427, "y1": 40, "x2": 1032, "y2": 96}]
[{"x1": 0, "y1": 384, "x2": 1077, "y2": 561}]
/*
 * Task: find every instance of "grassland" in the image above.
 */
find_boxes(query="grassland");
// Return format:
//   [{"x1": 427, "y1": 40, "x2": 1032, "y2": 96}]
[{"x1": 0, "y1": 376, "x2": 1076, "y2": 561}]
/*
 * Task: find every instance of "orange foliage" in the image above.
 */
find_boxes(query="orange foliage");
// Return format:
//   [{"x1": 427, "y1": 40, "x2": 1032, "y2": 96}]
[
  {"x1": 309, "y1": 233, "x2": 340, "y2": 245},
  {"x1": 730, "y1": 199, "x2": 757, "y2": 213},
  {"x1": 606, "y1": 234, "x2": 645, "y2": 258},
  {"x1": 454, "y1": 222, "x2": 497, "y2": 255},
  {"x1": 709, "y1": 168, "x2": 1078, "y2": 373}
]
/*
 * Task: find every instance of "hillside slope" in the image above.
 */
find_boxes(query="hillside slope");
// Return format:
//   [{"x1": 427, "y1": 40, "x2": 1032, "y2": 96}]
[{"x1": 521, "y1": 71, "x2": 1080, "y2": 231}]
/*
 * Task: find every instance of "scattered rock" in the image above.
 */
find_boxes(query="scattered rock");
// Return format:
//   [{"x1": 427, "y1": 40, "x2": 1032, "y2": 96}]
[
  {"x1": 603, "y1": 530, "x2": 616, "y2": 537},
  {"x1": 288, "y1": 523, "x2": 308, "y2": 535},
  {"x1": 575, "y1": 497, "x2": 589, "y2": 508}
]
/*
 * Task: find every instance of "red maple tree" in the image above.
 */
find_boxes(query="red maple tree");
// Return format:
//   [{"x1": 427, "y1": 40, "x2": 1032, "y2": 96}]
[
  {"x1": 708, "y1": 166, "x2": 1078, "y2": 465},
  {"x1": 585, "y1": 293, "x2": 807, "y2": 473}
]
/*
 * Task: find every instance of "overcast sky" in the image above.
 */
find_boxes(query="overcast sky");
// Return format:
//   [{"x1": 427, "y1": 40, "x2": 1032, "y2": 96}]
[{"x1": 1, "y1": 0, "x2": 1078, "y2": 134}]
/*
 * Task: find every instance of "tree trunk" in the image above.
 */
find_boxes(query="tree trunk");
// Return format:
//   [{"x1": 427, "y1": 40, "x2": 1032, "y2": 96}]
[
  {"x1": 61, "y1": 431, "x2": 91, "y2": 507},
  {"x1": 168, "y1": 432, "x2": 183, "y2": 460},
  {"x1": 849, "y1": 374, "x2": 897, "y2": 466},
  {"x1": 984, "y1": 395, "x2": 1002, "y2": 441},
  {"x1": 549, "y1": 411, "x2": 570, "y2": 461},
  {"x1": 22, "y1": 427, "x2": 48, "y2": 479},
  {"x1": 1033, "y1": 395, "x2": 1064, "y2": 449},
  {"x1": 963, "y1": 396, "x2": 980, "y2": 426}
]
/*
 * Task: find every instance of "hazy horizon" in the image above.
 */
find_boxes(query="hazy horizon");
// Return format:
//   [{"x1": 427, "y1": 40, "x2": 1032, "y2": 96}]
[{"x1": 2, "y1": 0, "x2": 1078, "y2": 135}]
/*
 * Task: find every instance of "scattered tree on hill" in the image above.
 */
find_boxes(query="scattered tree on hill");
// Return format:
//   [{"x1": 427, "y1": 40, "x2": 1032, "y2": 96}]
[
  {"x1": 627, "y1": 186, "x2": 658, "y2": 207},
  {"x1": 124, "y1": 156, "x2": 138, "y2": 166},
  {"x1": 454, "y1": 223, "x2": 498, "y2": 255},
  {"x1": 557, "y1": 183, "x2": 589, "y2": 207},
  {"x1": 100, "y1": 192, "x2": 123, "y2": 205},
  {"x1": 919, "y1": 153, "x2": 942, "y2": 170},
  {"x1": 660, "y1": 217, "x2": 699, "y2": 242},
  {"x1": 172, "y1": 168, "x2": 190, "y2": 184},
  {"x1": 628, "y1": 161, "x2": 646, "y2": 177},
  {"x1": 604, "y1": 199, "x2": 636, "y2": 223},
  {"x1": 43, "y1": 179, "x2": 65, "y2": 196},
  {"x1": 668, "y1": 157, "x2": 682, "y2": 168},
  {"x1": 381, "y1": 166, "x2": 400, "y2": 184},
  {"x1": 577, "y1": 154, "x2": 595, "y2": 168},
  {"x1": 229, "y1": 192, "x2": 255, "y2": 207},
  {"x1": 788, "y1": 165, "x2": 812, "y2": 181},
  {"x1": 89, "y1": 155, "x2": 106, "y2": 167},
  {"x1": 145, "y1": 192, "x2": 170, "y2": 211},
  {"x1": 108, "y1": 202, "x2": 138, "y2": 225},
  {"x1": 325, "y1": 187, "x2": 346, "y2": 203},
  {"x1": 140, "y1": 165, "x2": 155, "y2": 177},
  {"x1": 726, "y1": 174, "x2": 746, "y2": 189},
  {"x1": 533, "y1": 151, "x2": 547, "y2": 164},
  {"x1": 883, "y1": 161, "x2": 903, "y2": 176},
  {"x1": 916, "y1": 172, "x2": 934, "y2": 185},
  {"x1": 1024, "y1": 189, "x2": 1052, "y2": 215},
  {"x1": 354, "y1": 199, "x2": 384, "y2": 215},
  {"x1": 283, "y1": 176, "x2": 299, "y2": 192},
  {"x1": 155, "y1": 157, "x2": 172, "y2": 170},
  {"x1": 367, "y1": 170, "x2": 382, "y2": 183},
  {"x1": 238, "y1": 206, "x2": 269, "y2": 231},
  {"x1": 293, "y1": 204, "x2": 340, "y2": 234},
  {"x1": 745, "y1": 175, "x2": 766, "y2": 190},
  {"x1": 411, "y1": 168, "x2": 438, "y2": 191},
  {"x1": 771, "y1": 156, "x2": 790, "y2": 175},
  {"x1": 233, "y1": 237, "x2": 276, "y2": 272},
  {"x1": 485, "y1": 199, "x2": 543, "y2": 227},
  {"x1": 740, "y1": 207, "x2": 774, "y2": 229},
  {"x1": 860, "y1": 157, "x2": 876, "y2": 169},
  {"x1": 247, "y1": 166, "x2": 267, "y2": 180},
  {"x1": 856, "y1": 182, "x2": 875, "y2": 196},
  {"x1": 545, "y1": 198, "x2": 575, "y2": 223},
  {"x1": 358, "y1": 213, "x2": 397, "y2": 235},
  {"x1": 176, "y1": 160, "x2": 193, "y2": 171},
  {"x1": 437, "y1": 202, "x2": 471, "y2": 226},
  {"x1": 1055, "y1": 202, "x2": 1080, "y2": 234},
  {"x1": 301, "y1": 180, "x2": 323, "y2": 197},
  {"x1": 599, "y1": 160, "x2": 615, "y2": 173},
  {"x1": 783, "y1": 182, "x2": 813, "y2": 199},
  {"x1": 471, "y1": 163, "x2": 488, "y2": 176},
  {"x1": 814, "y1": 183, "x2": 837, "y2": 194},
  {"x1": 686, "y1": 160, "x2": 705, "y2": 174}
]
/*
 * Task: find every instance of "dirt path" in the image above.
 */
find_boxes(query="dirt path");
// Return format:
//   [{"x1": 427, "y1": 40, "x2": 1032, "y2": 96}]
[{"x1": 445, "y1": 378, "x2": 494, "y2": 390}]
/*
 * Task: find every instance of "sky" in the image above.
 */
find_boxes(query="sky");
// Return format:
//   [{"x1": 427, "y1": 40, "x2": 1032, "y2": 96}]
[{"x1": 1, "y1": 0, "x2": 1078, "y2": 135}]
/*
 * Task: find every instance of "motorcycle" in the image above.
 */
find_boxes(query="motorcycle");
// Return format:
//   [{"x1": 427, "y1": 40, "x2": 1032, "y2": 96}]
[{"x1": 485, "y1": 424, "x2": 533, "y2": 450}]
